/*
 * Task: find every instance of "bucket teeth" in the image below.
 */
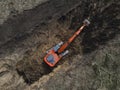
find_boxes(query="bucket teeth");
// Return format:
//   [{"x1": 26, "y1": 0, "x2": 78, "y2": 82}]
[{"x1": 83, "y1": 19, "x2": 90, "y2": 26}]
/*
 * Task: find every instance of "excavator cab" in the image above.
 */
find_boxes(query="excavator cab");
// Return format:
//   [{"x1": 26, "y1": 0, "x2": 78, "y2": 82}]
[{"x1": 44, "y1": 42, "x2": 69, "y2": 67}]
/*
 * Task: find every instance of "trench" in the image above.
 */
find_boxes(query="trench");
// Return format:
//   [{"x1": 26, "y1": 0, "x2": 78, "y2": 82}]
[{"x1": 15, "y1": 1, "x2": 120, "y2": 84}]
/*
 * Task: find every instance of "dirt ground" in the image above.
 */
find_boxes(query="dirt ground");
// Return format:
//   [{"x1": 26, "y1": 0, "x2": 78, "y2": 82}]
[{"x1": 0, "y1": 0, "x2": 120, "y2": 90}]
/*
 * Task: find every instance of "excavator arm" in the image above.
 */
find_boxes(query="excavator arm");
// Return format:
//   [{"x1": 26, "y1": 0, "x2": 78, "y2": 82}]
[{"x1": 58, "y1": 19, "x2": 90, "y2": 54}]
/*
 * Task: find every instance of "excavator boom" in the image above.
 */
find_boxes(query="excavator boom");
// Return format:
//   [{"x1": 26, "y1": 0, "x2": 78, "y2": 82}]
[{"x1": 58, "y1": 24, "x2": 86, "y2": 53}]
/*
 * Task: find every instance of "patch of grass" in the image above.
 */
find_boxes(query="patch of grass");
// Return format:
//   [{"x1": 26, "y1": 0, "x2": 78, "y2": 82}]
[{"x1": 92, "y1": 53, "x2": 120, "y2": 90}]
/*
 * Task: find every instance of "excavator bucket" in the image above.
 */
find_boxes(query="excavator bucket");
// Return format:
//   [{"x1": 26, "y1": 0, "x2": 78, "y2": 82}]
[{"x1": 83, "y1": 19, "x2": 90, "y2": 26}]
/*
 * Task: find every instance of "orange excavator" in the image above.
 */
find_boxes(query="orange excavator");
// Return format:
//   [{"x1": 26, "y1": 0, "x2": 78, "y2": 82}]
[{"x1": 44, "y1": 19, "x2": 90, "y2": 67}]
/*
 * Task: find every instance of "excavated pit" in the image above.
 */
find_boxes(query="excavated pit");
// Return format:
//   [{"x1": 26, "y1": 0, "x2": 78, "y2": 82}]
[
  {"x1": 15, "y1": 1, "x2": 120, "y2": 84},
  {"x1": 16, "y1": 19, "x2": 81, "y2": 84},
  {"x1": 16, "y1": 4, "x2": 85, "y2": 84}
]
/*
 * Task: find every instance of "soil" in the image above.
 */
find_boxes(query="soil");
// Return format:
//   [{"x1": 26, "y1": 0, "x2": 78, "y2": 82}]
[{"x1": 0, "y1": 0, "x2": 120, "y2": 90}]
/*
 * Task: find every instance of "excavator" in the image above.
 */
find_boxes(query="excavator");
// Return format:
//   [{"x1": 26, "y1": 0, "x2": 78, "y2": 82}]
[{"x1": 44, "y1": 19, "x2": 90, "y2": 67}]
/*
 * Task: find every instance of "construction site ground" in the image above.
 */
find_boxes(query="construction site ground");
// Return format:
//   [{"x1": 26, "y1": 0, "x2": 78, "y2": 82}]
[{"x1": 0, "y1": 0, "x2": 120, "y2": 90}]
